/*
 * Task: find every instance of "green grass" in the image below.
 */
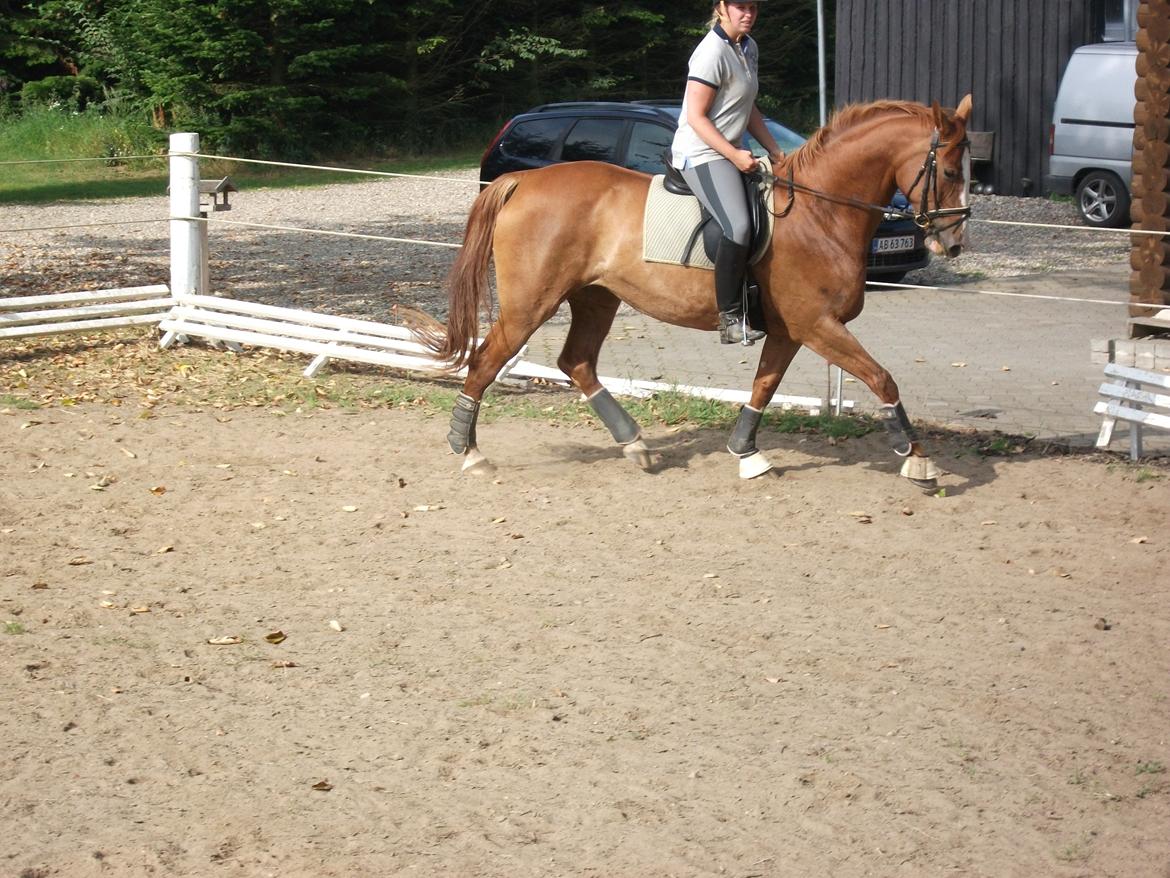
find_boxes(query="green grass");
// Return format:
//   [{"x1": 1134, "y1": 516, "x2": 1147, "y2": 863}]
[
  {"x1": 4, "y1": 621, "x2": 26, "y2": 635},
  {"x1": 0, "y1": 103, "x2": 481, "y2": 204},
  {"x1": 0, "y1": 395, "x2": 41, "y2": 410}
]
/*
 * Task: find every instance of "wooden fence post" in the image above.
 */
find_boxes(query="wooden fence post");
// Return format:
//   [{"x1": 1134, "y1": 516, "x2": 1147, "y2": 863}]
[
  {"x1": 168, "y1": 132, "x2": 201, "y2": 298},
  {"x1": 1130, "y1": 0, "x2": 1170, "y2": 337}
]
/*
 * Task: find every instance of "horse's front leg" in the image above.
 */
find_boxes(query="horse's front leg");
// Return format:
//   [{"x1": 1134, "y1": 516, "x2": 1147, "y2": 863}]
[
  {"x1": 727, "y1": 333, "x2": 803, "y2": 479},
  {"x1": 801, "y1": 316, "x2": 942, "y2": 491}
]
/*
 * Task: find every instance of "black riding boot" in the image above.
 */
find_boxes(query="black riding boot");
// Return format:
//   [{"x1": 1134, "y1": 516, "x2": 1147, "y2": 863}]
[{"x1": 714, "y1": 236, "x2": 765, "y2": 345}]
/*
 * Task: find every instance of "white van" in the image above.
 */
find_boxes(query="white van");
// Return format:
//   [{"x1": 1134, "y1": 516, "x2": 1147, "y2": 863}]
[{"x1": 1045, "y1": 42, "x2": 1137, "y2": 228}]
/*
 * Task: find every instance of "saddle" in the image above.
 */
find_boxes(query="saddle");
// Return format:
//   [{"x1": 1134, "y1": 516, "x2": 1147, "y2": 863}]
[
  {"x1": 642, "y1": 156, "x2": 774, "y2": 332},
  {"x1": 659, "y1": 159, "x2": 773, "y2": 265}
]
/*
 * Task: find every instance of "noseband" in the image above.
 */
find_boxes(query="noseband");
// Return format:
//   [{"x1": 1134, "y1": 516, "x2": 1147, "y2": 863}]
[{"x1": 762, "y1": 128, "x2": 972, "y2": 236}]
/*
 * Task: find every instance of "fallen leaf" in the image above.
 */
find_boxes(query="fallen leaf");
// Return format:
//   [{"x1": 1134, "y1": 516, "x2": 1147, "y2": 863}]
[
  {"x1": 950, "y1": 362, "x2": 967, "y2": 368},
  {"x1": 876, "y1": 624, "x2": 892, "y2": 629},
  {"x1": 99, "y1": 600, "x2": 119, "y2": 609},
  {"x1": 414, "y1": 504, "x2": 444, "y2": 512},
  {"x1": 341, "y1": 505, "x2": 358, "y2": 513},
  {"x1": 1094, "y1": 618, "x2": 1113, "y2": 631},
  {"x1": 130, "y1": 606, "x2": 150, "y2": 614},
  {"x1": 68, "y1": 557, "x2": 93, "y2": 566},
  {"x1": 150, "y1": 486, "x2": 166, "y2": 495},
  {"x1": 765, "y1": 676, "x2": 782, "y2": 684},
  {"x1": 1130, "y1": 536, "x2": 1148, "y2": 544},
  {"x1": 311, "y1": 780, "x2": 333, "y2": 791},
  {"x1": 901, "y1": 507, "x2": 914, "y2": 516},
  {"x1": 272, "y1": 660, "x2": 298, "y2": 668},
  {"x1": 328, "y1": 620, "x2": 344, "y2": 632},
  {"x1": 31, "y1": 581, "x2": 48, "y2": 590},
  {"x1": 265, "y1": 631, "x2": 287, "y2": 644},
  {"x1": 119, "y1": 447, "x2": 137, "y2": 459},
  {"x1": 491, "y1": 517, "x2": 507, "y2": 524},
  {"x1": 981, "y1": 520, "x2": 998, "y2": 526},
  {"x1": 207, "y1": 635, "x2": 242, "y2": 646}
]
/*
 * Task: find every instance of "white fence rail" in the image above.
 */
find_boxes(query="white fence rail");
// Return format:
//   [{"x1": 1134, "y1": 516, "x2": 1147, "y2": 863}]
[{"x1": 0, "y1": 284, "x2": 171, "y2": 339}]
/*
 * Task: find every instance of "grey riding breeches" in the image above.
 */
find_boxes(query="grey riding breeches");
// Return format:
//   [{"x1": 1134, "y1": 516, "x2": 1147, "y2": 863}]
[{"x1": 680, "y1": 158, "x2": 752, "y2": 246}]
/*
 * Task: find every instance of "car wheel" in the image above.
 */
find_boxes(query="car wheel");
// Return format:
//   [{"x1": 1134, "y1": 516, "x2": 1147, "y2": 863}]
[{"x1": 1076, "y1": 171, "x2": 1130, "y2": 228}]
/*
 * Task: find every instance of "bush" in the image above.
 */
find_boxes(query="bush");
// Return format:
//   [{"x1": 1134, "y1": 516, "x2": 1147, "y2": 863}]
[{"x1": 20, "y1": 75, "x2": 103, "y2": 111}]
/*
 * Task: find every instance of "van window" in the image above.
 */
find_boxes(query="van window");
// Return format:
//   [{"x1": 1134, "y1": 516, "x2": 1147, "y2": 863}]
[
  {"x1": 1101, "y1": 0, "x2": 1136, "y2": 41},
  {"x1": 561, "y1": 118, "x2": 624, "y2": 163},
  {"x1": 500, "y1": 119, "x2": 570, "y2": 160}
]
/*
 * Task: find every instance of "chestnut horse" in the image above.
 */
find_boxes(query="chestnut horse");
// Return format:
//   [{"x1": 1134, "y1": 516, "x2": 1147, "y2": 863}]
[{"x1": 425, "y1": 96, "x2": 973, "y2": 487}]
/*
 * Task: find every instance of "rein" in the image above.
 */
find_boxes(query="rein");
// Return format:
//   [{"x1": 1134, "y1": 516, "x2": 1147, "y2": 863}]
[{"x1": 757, "y1": 129, "x2": 972, "y2": 234}]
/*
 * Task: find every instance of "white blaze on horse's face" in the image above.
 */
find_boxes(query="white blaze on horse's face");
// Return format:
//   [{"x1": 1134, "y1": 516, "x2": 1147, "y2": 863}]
[{"x1": 925, "y1": 142, "x2": 970, "y2": 259}]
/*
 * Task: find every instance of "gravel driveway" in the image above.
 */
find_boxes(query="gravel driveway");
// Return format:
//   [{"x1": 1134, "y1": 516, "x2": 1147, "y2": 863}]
[{"x1": 1, "y1": 168, "x2": 1129, "y2": 321}]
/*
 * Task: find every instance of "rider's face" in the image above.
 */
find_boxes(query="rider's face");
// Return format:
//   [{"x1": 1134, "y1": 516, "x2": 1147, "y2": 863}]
[{"x1": 720, "y1": 2, "x2": 759, "y2": 40}]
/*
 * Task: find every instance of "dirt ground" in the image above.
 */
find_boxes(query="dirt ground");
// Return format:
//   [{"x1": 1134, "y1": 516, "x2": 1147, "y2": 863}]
[{"x1": 2, "y1": 335, "x2": 1169, "y2": 878}]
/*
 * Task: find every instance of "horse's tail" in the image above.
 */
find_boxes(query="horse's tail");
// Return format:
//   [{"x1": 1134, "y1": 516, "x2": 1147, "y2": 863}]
[{"x1": 420, "y1": 176, "x2": 519, "y2": 370}]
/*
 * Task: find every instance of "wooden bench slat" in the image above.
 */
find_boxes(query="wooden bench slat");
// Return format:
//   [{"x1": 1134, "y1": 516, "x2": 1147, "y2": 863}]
[
  {"x1": 1097, "y1": 382, "x2": 1170, "y2": 410},
  {"x1": 1103, "y1": 362, "x2": 1170, "y2": 390}
]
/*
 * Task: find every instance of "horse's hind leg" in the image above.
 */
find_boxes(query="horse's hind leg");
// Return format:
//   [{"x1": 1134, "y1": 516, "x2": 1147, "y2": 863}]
[
  {"x1": 557, "y1": 289, "x2": 653, "y2": 470},
  {"x1": 449, "y1": 307, "x2": 559, "y2": 475},
  {"x1": 801, "y1": 317, "x2": 942, "y2": 491}
]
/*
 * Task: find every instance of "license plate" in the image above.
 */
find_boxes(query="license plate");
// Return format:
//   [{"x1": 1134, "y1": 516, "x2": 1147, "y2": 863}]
[{"x1": 871, "y1": 234, "x2": 916, "y2": 254}]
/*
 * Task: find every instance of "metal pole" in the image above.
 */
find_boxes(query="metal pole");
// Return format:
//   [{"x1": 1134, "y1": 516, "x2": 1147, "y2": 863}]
[
  {"x1": 817, "y1": 0, "x2": 828, "y2": 126},
  {"x1": 816, "y1": 0, "x2": 844, "y2": 412},
  {"x1": 168, "y1": 132, "x2": 201, "y2": 298}
]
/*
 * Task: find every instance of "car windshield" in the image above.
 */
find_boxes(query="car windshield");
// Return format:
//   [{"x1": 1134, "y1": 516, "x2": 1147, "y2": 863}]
[{"x1": 649, "y1": 103, "x2": 807, "y2": 155}]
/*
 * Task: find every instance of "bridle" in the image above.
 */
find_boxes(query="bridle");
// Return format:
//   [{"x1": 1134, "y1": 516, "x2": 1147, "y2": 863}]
[
  {"x1": 900, "y1": 129, "x2": 972, "y2": 233},
  {"x1": 759, "y1": 128, "x2": 972, "y2": 236}
]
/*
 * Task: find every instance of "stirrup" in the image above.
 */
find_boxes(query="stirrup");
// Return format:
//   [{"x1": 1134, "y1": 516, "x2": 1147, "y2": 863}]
[{"x1": 718, "y1": 310, "x2": 766, "y2": 345}]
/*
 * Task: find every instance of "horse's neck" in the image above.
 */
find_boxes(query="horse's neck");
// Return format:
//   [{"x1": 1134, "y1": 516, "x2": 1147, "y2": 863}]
[{"x1": 803, "y1": 115, "x2": 925, "y2": 206}]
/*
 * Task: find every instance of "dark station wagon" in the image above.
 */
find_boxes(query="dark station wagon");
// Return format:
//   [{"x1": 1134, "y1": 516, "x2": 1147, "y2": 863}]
[{"x1": 480, "y1": 101, "x2": 930, "y2": 283}]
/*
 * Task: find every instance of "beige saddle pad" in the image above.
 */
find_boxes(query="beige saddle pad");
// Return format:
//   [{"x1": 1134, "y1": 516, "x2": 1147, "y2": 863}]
[{"x1": 642, "y1": 157, "x2": 774, "y2": 270}]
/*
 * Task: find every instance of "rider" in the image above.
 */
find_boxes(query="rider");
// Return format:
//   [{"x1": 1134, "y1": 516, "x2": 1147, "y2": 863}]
[{"x1": 671, "y1": 0, "x2": 786, "y2": 344}]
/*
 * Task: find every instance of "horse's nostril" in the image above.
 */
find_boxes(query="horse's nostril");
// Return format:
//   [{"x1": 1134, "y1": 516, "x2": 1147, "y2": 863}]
[{"x1": 947, "y1": 245, "x2": 962, "y2": 258}]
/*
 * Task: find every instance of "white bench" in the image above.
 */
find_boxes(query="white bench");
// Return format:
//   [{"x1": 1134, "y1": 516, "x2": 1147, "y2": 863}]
[{"x1": 1094, "y1": 362, "x2": 1170, "y2": 460}]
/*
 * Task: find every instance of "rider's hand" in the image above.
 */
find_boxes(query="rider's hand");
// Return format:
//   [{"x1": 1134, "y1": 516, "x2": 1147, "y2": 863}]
[
  {"x1": 768, "y1": 151, "x2": 786, "y2": 165},
  {"x1": 731, "y1": 148, "x2": 759, "y2": 173}
]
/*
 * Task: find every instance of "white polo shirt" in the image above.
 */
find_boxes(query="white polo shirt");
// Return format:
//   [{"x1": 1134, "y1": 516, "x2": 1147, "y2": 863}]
[{"x1": 670, "y1": 24, "x2": 760, "y2": 169}]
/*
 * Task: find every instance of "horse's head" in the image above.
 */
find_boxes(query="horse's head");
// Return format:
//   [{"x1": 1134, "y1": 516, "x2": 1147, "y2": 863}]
[{"x1": 896, "y1": 94, "x2": 973, "y2": 259}]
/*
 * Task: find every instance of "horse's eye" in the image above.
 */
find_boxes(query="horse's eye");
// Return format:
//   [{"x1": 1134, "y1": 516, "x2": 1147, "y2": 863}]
[{"x1": 943, "y1": 168, "x2": 961, "y2": 181}]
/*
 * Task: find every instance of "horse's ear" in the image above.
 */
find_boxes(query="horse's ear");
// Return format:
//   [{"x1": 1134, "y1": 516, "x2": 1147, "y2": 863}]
[
  {"x1": 954, "y1": 94, "x2": 973, "y2": 124},
  {"x1": 930, "y1": 100, "x2": 946, "y2": 130}
]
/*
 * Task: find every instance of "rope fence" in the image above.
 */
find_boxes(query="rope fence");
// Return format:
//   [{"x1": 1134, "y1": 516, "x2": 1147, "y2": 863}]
[{"x1": 3, "y1": 141, "x2": 1165, "y2": 315}]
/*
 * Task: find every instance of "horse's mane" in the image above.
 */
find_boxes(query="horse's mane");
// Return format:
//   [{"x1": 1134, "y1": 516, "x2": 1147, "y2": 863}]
[{"x1": 787, "y1": 100, "x2": 933, "y2": 174}]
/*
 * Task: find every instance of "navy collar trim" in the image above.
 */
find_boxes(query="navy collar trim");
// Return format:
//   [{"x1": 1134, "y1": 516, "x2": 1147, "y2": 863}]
[{"x1": 713, "y1": 23, "x2": 751, "y2": 47}]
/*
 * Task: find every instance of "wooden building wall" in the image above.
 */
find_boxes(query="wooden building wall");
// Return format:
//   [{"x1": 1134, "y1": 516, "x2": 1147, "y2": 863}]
[{"x1": 835, "y1": 0, "x2": 1102, "y2": 197}]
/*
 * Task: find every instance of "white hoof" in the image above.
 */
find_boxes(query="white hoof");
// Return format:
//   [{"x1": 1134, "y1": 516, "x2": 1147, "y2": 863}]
[
  {"x1": 737, "y1": 451, "x2": 774, "y2": 480},
  {"x1": 460, "y1": 447, "x2": 496, "y2": 476},
  {"x1": 622, "y1": 438, "x2": 654, "y2": 471},
  {"x1": 900, "y1": 455, "x2": 942, "y2": 482}
]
